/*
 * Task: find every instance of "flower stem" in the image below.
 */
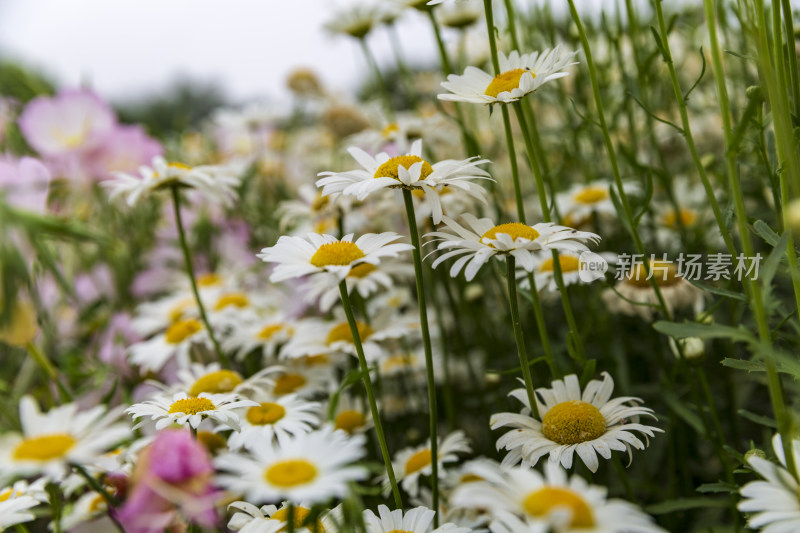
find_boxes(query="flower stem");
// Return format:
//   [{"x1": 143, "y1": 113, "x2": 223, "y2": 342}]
[
  {"x1": 338, "y1": 281, "x2": 403, "y2": 508},
  {"x1": 506, "y1": 256, "x2": 539, "y2": 418},
  {"x1": 359, "y1": 38, "x2": 395, "y2": 121},
  {"x1": 26, "y1": 342, "x2": 71, "y2": 402},
  {"x1": 170, "y1": 186, "x2": 230, "y2": 369},
  {"x1": 401, "y1": 189, "x2": 440, "y2": 527}
]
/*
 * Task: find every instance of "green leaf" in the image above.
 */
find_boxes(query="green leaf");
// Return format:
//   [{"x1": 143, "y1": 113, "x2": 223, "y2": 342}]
[
  {"x1": 738, "y1": 409, "x2": 777, "y2": 428},
  {"x1": 653, "y1": 321, "x2": 753, "y2": 343},
  {"x1": 721, "y1": 358, "x2": 764, "y2": 373},
  {"x1": 696, "y1": 482, "x2": 739, "y2": 494},
  {"x1": 687, "y1": 280, "x2": 747, "y2": 301},
  {"x1": 646, "y1": 497, "x2": 729, "y2": 515},
  {"x1": 753, "y1": 219, "x2": 780, "y2": 247}
]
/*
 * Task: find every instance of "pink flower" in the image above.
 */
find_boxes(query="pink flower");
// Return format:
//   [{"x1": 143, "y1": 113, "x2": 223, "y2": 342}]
[
  {"x1": 0, "y1": 156, "x2": 51, "y2": 213},
  {"x1": 116, "y1": 429, "x2": 220, "y2": 533},
  {"x1": 87, "y1": 125, "x2": 163, "y2": 180}
]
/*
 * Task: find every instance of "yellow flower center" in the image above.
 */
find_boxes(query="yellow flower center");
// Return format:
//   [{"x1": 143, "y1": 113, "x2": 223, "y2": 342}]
[
  {"x1": 168, "y1": 397, "x2": 216, "y2": 415},
  {"x1": 405, "y1": 449, "x2": 433, "y2": 475},
  {"x1": 274, "y1": 374, "x2": 307, "y2": 395},
  {"x1": 271, "y1": 506, "x2": 324, "y2": 532},
  {"x1": 13, "y1": 434, "x2": 76, "y2": 461},
  {"x1": 539, "y1": 255, "x2": 581, "y2": 273},
  {"x1": 662, "y1": 208, "x2": 698, "y2": 229},
  {"x1": 327, "y1": 321, "x2": 373, "y2": 345},
  {"x1": 167, "y1": 298, "x2": 195, "y2": 323},
  {"x1": 311, "y1": 192, "x2": 329, "y2": 212},
  {"x1": 197, "y1": 431, "x2": 227, "y2": 454},
  {"x1": 188, "y1": 370, "x2": 243, "y2": 397},
  {"x1": 309, "y1": 241, "x2": 365, "y2": 267},
  {"x1": 264, "y1": 459, "x2": 318, "y2": 487},
  {"x1": 348, "y1": 263, "x2": 377, "y2": 278},
  {"x1": 335, "y1": 410, "x2": 366, "y2": 433},
  {"x1": 374, "y1": 155, "x2": 433, "y2": 181},
  {"x1": 481, "y1": 223, "x2": 540, "y2": 245},
  {"x1": 165, "y1": 318, "x2": 203, "y2": 344},
  {"x1": 382, "y1": 353, "x2": 418, "y2": 372},
  {"x1": 523, "y1": 487, "x2": 596, "y2": 528},
  {"x1": 302, "y1": 354, "x2": 330, "y2": 366},
  {"x1": 197, "y1": 273, "x2": 222, "y2": 287},
  {"x1": 381, "y1": 123, "x2": 400, "y2": 138},
  {"x1": 485, "y1": 68, "x2": 534, "y2": 98},
  {"x1": 214, "y1": 292, "x2": 249, "y2": 311},
  {"x1": 541, "y1": 400, "x2": 606, "y2": 445},
  {"x1": 460, "y1": 473, "x2": 484, "y2": 483},
  {"x1": 168, "y1": 162, "x2": 192, "y2": 171},
  {"x1": 573, "y1": 186, "x2": 609, "y2": 204},
  {"x1": 258, "y1": 323, "x2": 287, "y2": 340},
  {"x1": 246, "y1": 402, "x2": 287, "y2": 425},
  {"x1": 624, "y1": 260, "x2": 681, "y2": 288},
  {"x1": 0, "y1": 489, "x2": 11, "y2": 502},
  {"x1": 88, "y1": 494, "x2": 107, "y2": 513}
]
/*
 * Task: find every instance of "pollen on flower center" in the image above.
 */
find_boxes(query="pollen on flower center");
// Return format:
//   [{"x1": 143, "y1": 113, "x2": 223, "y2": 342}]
[
  {"x1": 539, "y1": 255, "x2": 581, "y2": 273},
  {"x1": 188, "y1": 370, "x2": 243, "y2": 397},
  {"x1": 481, "y1": 223, "x2": 540, "y2": 245},
  {"x1": 405, "y1": 448, "x2": 433, "y2": 475},
  {"x1": 347, "y1": 263, "x2": 377, "y2": 278},
  {"x1": 624, "y1": 261, "x2": 681, "y2": 288},
  {"x1": 374, "y1": 155, "x2": 433, "y2": 181},
  {"x1": 327, "y1": 321, "x2": 373, "y2": 345},
  {"x1": 214, "y1": 292, "x2": 249, "y2": 310},
  {"x1": 13, "y1": 433, "x2": 76, "y2": 461},
  {"x1": 335, "y1": 410, "x2": 366, "y2": 433},
  {"x1": 274, "y1": 374, "x2": 307, "y2": 395},
  {"x1": 573, "y1": 186, "x2": 609, "y2": 204},
  {"x1": 246, "y1": 402, "x2": 286, "y2": 425},
  {"x1": 485, "y1": 68, "x2": 534, "y2": 98},
  {"x1": 541, "y1": 400, "x2": 606, "y2": 445},
  {"x1": 265, "y1": 459, "x2": 318, "y2": 487},
  {"x1": 168, "y1": 397, "x2": 216, "y2": 415},
  {"x1": 165, "y1": 318, "x2": 203, "y2": 344},
  {"x1": 309, "y1": 241, "x2": 365, "y2": 267},
  {"x1": 523, "y1": 487, "x2": 596, "y2": 528},
  {"x1": 272, "y1": 506, "x2": 324, "y2": 531}
]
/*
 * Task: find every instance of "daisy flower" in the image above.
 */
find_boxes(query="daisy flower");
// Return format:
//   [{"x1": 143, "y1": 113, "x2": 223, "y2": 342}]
[
  {"x1": 438, "y1": 48, "x2": 578, "y2": 105},
  {"x1": 555, "y1": 180, "x2": 639, "y2": 228},
  {"x1": 452, "y1": 462, "x2": 666, "y2": 532},
  {"x1": 224, "y1": 317, "x2": 296, "y2": 361},
  {"x1": 330, "y1": 393, "x2": 374, "y2": 435},
  {"x1": 324, "y1": 3, "x2": 396, "y2": 39},
  {"x1": 426, "y1": 214, "x2": 600, "y2": 281},
  {"x1": 521, "y1": 251, "x2": 611, "y2": 293},
  {"x1": 168, "y1": 362, "x2": 279, "y2": 398},
  {"x1": 103, "y1": 156, "x2": 240, "y2": 206},
  {"x1": 269, "y1": 360, "x2": 337, "y2": 399},
  {"x1": 216, "y1": 425, "x2": 367, "y2": 503},
  {"x1": 491, "y1": 372, "x2": 661, "y2": 473},
  {"x1": 258, "y1": 232, "x2": 413, "y2": 284},
  {"x1": 0, "y1": 492, "x2": 41, "y2": 530},
  {"x1": 127, "y1": 316, "x2": 211, "y2": 373},
  {"x1": 229, "y1": 502, "x2": 343, "y2": 533},
  {"x1": 315, "y1": 139, "x2": 491, "y2": 224},
  {"x1": 738, "y1": 433, "x2": 800, "y2": 532},
  {"x1": 364, "y1": 505, "x2": 473, "y2": 533},
  {"x1": 390, "y1": 431, "x2": 472, "y2": 497},
  {"x1": 227, "y1": 394, "x2": 321, "y2": 451},
  {"x1": 0, "y1": 396, "x2": 129, "y2": 480},
  {"x1": 127, "y1": 392, "x2": 257, "y2": 431}
]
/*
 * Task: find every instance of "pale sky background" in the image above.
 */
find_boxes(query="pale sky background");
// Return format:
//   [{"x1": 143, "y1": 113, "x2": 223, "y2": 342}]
[{"x1": 0, "y1": 0, "x2": 672, "y2": 105}]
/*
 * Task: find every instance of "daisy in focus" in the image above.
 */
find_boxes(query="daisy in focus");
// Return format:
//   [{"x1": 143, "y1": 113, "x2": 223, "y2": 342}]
[
  {"x1": 491, "y1": 372, "x2": 661, "y2": 472},
  {"x1": 364, "y1": 505, "x2": 473, "y2": 533},
  {"x1": 127, "y1": 392, "x2": 257, "y2": 431},
  {"x1": 438, "y1": 48, "x2": 578, "y2": 105},
  {"x1": 426, "y1": 214, "x2": 600, "y2": 281},
  {"x1": 215, "y1": 425, "x2": 367, "y2": 503},
  {"x1": 738, "y1": 433, "x2": 800, "y2": 533},
  {"x1": 389, "y1": 431, "x2": 472, "y2": 497},
  {"x1": 226, "y1": 394, "x2": 321, "y2": 451},
  {"x1": 315, "y1": 139, "x2": 491, "y2": 224}
]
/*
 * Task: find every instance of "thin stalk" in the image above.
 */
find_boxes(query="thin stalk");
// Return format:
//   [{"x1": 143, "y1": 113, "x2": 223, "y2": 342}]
[
  {"x1": 502, "y1": 0, "x2": 520, "y2": 50},
  {"x1": 506, "y1": 257, "x2": 540, "y2": 418},
  {"x1": 359, "y1": 38, "x2": 395, "y2": 120},
  {"x1": 780, "y1": 0, "x2": 800, "y2": 117},
  {"x1": 26, "y1": 342, "x2": 71, "y2": 401},
  {"x1": 401, "y1": 189, "x2": 440, "y2": 527},
  {"x1": 338, "y1": 281, "x2": 403, "y2": 508},
  {"x1": 387, "y1": 23, "x2": 419, "y2": 108},
  {"x1": 526, "y1": 273, "x2": 560, "y2": 378},
  {"x1": 170, "y1": 186, "x2": 230, "y2": 369}
]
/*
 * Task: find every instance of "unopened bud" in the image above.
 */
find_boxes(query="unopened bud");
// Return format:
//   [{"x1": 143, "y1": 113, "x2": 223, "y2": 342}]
[
  {"x1": 744, "y1": 448, "x2": 766, "y2": 462},
  {"x1": 746, "y1": 85, "x2": 764, "y2": 103},
  {"x1": 669, "y1": 336, "x2": 705, "y2": 361},
  {"x1": 464, "y1": 283, "x2": 484, "y2": 302},
  {"x1": 784, "y1": 198, "x2": 800, "y2": 237}
]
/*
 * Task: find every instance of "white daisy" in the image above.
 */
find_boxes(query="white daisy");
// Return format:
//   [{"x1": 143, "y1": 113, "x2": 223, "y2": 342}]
[
  {"x1": 258, "y1": 232, "x2": 413, "y2": 283},
  {"x1": 168, "y1": 362, "x2": 279, "y2": 398},
  {"x1": 364, "y1": 505, "x2": 473, "y2": 533},
  {"x1": 324, "y1": 3, "x2": 396, "y2": 39},
  {"x1": 329, "y1": 393, "x2": 373, "y2": 435},
  {"x1": 390, "y1": 431, "x2": 472, "y2": 497},
  {"x1": 103, "y1": 156, "x2": 240, "y2": 206},
  {"x1": 126, "y1": 392, "x2": 257, "y2": 431},
  {"x1": 438, "y1": 48, "x2": 578, "y2": 105},
  {"x1": 555, "y1": 181, "x2": 639, "y2": 227},
  {"x1": 227, "y1": 394, "x2": 321, "y2": 451},
  {"x1": 491, "y1": 372, "x2": 661, "y2": 473},
  {"x1": 127, "y1": 317, "x2": 211, "y2": 373},
  {"x1": 452, "y1": 462, "x2": 666, "y2": 532},
  {"x1": 426, "y1": 214, "x2": 600, "y2": 281},
  {"x1": 738, "y1": 433, "x2": 800, "y2": 533},
  {"x1": 216, "y1": 425, "x2": 367, "y2": 503},
  {"x1": 315, "y1": 139, "x2": 491, "y2": 224},
  {"x1": 223, "y1": 316, "x2": 296, "y2": 362},
  {"x1": 0, "y1": 492, "x2": 40, "y2": 530},
  {"x1": 521, "y1": 251, "x2": 611, "y2": 293},
  {"x1": 0, "y1": 396, "x2": 130, "y2": 480},
  {"x1": 229, "y1": 502, "x2": 343, "y2": 533},
  {"x1": 130, "y1": 291, "x2": 199, "y2": 337}
]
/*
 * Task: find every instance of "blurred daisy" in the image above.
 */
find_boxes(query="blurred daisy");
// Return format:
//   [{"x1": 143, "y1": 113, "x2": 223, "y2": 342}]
[
  {"x1": 453, "y1": 463, "x2": 665, "y2": 532},
  {"x1": 169, "y1": 362, "x2": 279, "y2": 398},
  {"x1": 224, "y1": 317, "x2": 296, "y2": 361},
  {"x1": 127, "y1": 392, "x2": 257, "y2": 431},
  {"x1": 227, "y1": 394, "x2": 321, "y2": 451},
  {"x1": 330, "y1": 393, "x2": 373, "y2": 435},
  {"x1": 60, "y1": 490, "x2": 111, "y2": 531},
  {"x1": 0, "y1": 492, "x2": 41, "y2": 530},
  {"x1": 325, "y1": 3, "x2": 395, "y2": 39},
  {"x1": 316, "y1": 139, "x2": 491, "y2": 224},
  {"x1": 439, "y1": 48, "x2": 578, "y2": 105},
  {"x1": 491, "y1": 373, "x2": 661, "y2": 472},
  {"x1": 390, "y1": 431, "x2": 472, "y2": 496},
  {"x1": 104, "y1": 156, "x2": 240, "y2": 206},
  {"x1": 522, "y1": 251, "x2": 611, "y2": 293},
  {"x1": 427, "y1": 214, "x2": 600, "y2": 281},
  {"x1": 130, "y1": 292, "x2": 199, "y2": 337},
  {"x1": 651, "y1": 177, "x2": 724, "y2": 250},
  {"x1": 555, "y1": 181, "x2": 638, "y2": 227},
  {"x1": 216, "y1": 426, "x2": 367, "y2": 503},
  {"x1": 364, "y1": 505, "x2": 472, "y2": 533},
  {"x1": 0, "y1": 396, "x2": 129, "y2": 480},
  {"x1": 258, "y1": 232, "x2": 413, "y2": 283},
  {"x1": 739, "y1": 433, "x2": 800, "y2": 532},
  {"x1": 127, "y1": 317, "x2": 211, "y2": 373},
  {"x1": 229, "y1": 501, "x2": 342, "y2": 533},
  {"x1": 269, "y1": 360, "x2": 337, "y2": 398}
]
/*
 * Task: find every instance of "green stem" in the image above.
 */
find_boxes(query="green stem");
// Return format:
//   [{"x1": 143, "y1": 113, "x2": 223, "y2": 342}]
[
  {"x1": 338, "y1": 281, "x2": 403, "y2": 508},
  {"x1": 506, "y1": 257, "x2": 539, "y2": 418},
  {"x1": 26, "y1": 342, "x2": 71, "y2": 401},
  {"x1": 387, "y1": 23, "x2": 419, "y2": 108},
  {"x1": 170, "y1": 186, "x2": 230, "y2": 369},
  {"x1": 401, "y1": 189, "x2": 440, "y2": 527},
  {"x1": 71, "y1": 462, "x2": 126, "y2": 533}
]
